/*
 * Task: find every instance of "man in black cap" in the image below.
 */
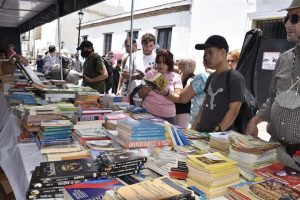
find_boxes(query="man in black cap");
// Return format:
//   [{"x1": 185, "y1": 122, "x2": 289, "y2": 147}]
[
  {"x1": 77, "y1": 40, "x2": 108, "y2": 93},
  {"x1": 191, "y1": 35, "x2": 245, "y2": 133},
  {"x1": 247, "y1": 0, "x2": 300, "y2": 170}
]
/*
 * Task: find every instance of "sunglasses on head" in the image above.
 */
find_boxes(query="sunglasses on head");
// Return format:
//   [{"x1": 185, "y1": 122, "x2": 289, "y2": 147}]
[{"x1": 284, "y1": 14, "x2": 300, "y2": 24}]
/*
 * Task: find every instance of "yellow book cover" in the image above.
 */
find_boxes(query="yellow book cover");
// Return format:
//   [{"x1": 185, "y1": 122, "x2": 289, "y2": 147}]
[
  {"x1": 187, "y1": 152, "x2": 237, "y2": 170},
  {"x1": 116, "y1": 176, "x2": 192, "y2": 200}
]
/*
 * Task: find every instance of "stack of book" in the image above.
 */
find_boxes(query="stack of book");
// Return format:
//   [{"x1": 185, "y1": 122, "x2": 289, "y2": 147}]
[
  {"x1": 104, "y1": 176, "x2": 195, "y2": 200},
  {"x1": 96, "y1": 149, "x2": 147, "y2": 178},
  {"x1": 227, "y1": 179, "x2": 300, "y2": 200},
  {"x1": 55, "y1": 103, "x2": 78, "y2": 119},
  {"x1": 26, "y1": 158, "x2": 101, "y2": 199},
  {"x1": 102, "y1": 94, "x2": 130, "y2": 109},
  {"x1": 75, "y1": 90, "x2": 101, "y2": 108},
  {"x1": 72, "y1": 108, "x2": 112, "y2": 129},
  {"x1": 209, "y1": 132, "x2": 230, "y2": 155},
  {"x1": 114, "y1": 119, "x2": 169, "y2": 148},
  {"x1": 186, "y1": 152, "x2": 240, "y2": 198},
  {"x1": 104, "y1": 112, "x2": 131, "y2": 130},
  {"x1": 10, "y1": 91, "x2": 37, "y2": 105},
  {"x1": 22, "y1": 105, "x2": 62, "y2": 132},
  {"x1": 73, "y1": 127, "x2": 109, "y2": 145},
  {"x1": 43, "y1": 87, "x2": 76, "y2": 102},
  {"x1": 228, "y1": 132, "x2": 280, "y2": 170},
  {"x1": 40, "y1": 143, "x2": 89, "y2": 161},
  {"x1": 37, "y1": 120, "x2": 73, "y2": 148}
]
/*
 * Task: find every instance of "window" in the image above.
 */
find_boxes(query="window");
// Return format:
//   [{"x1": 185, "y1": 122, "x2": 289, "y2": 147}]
[
  {"x1": 255, "y1": 19, "x2": 286, "y2": 39},
  {"x1": 82, "y1": 35, "x2": 88, "y2": 41},
  {"x1": 157, "y1": 27, "x2": 172, "y2": 50},
  {"x1": 104, "y1": 33, "x2": 112, "y2": 54},
  {"x1": 127, "y1": 31, "x2": 139, "y2": 40}
]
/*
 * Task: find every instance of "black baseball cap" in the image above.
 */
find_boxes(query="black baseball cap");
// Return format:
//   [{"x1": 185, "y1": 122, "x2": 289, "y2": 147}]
[
  {"x1": 77, "y1": 40, "x2": 93, "y2": 50},
  {"x1": 195, "y1": 35, "x2": 229, "y2": 53}
]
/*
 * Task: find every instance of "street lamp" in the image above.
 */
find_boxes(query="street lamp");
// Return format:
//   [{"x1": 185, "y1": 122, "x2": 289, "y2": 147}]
[{"x1": 77, "y1": 10, "x2": 84, "y2": 51}]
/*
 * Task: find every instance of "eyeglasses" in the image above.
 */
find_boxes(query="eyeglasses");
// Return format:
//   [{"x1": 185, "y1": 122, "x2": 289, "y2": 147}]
[{"x1": 284, "y1": 14, "x2": 300, "y2": 24}]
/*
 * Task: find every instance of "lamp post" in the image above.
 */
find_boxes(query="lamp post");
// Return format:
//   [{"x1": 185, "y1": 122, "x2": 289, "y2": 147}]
[
  {"x1": 61, "y1": 41, "x2": 64, "y2": 49},
  {"x1": 77, "y1": 10, "x2": 84, "y2": 51}
]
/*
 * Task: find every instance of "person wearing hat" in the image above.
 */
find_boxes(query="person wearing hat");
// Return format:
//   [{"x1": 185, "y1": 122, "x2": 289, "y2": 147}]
[
  {"x1": 77, "y1": 40, "x2": 108, "y2": 93},
  {"x1": 191, "y1": 35, "x2": 245, "y2": 133},
  {"x1": 246, "y1": 0, "x2": 300, "y2": 170}
]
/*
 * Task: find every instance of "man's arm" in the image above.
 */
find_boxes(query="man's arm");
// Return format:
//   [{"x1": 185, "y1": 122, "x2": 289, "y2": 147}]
[
  {"x1": 84, "y1": 68, "x2": 108, "y2": 82},
  {"x1": 218, "y1": 101, "x2": 242, "y2": 131},
  {"x1": 191, "y1": 96, "x2": 206, "y2": 130},
  {"x1": 179, "y1": 84, "x2": 196, "y2": 103}
]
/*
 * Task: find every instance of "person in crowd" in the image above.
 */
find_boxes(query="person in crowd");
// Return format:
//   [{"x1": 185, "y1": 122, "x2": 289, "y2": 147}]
[
  {"x1": 36, "y1": 53, "x2": 44, "y2": 73},
  {"x1": 191, "y1": 35, "x2": 245, "y2": 132},
  {"x1": 72, "y1": 53, "x2": 83, "y2": 73},
  {"x1": 77, "y1": 40, "x2": 108, "y2": 93},
  {"x1": 112, "y1": 58, "x2": 122, "y2": 94},
  {"x1": 0, "y1": 46, "x2": 27, "y2": 76},
  {"x1": 227, "y1": 50, "x2": 240, "y2": 70},
  {"x1": 43, "y1": 45, "x2": 60, "y2": 74},
  {"x1": 246, "y1": 0, "x2": 300, "y2": 170},
  {"x1": 178, "y1": 61, "x2": 207, "y2": 127},
  {"x1": 138, "y1": 49, "x2": 182, "y2": 124},
  {"x1": 45, "y1": 56, "x2": 82, "y2": 84},
  {"x1": 117, "y1": 37, "x2": 138, "y2": 95},
  {"x1": 174, "y1": 59, "x2": 195, "y2": 128},
  {"x1": 127, "y1": 33, "x2": 157, "y2": 105}
]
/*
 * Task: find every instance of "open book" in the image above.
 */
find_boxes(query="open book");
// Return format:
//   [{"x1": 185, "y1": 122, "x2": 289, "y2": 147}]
[{"x1": 142, "y1": 71, "x2": 168, "y2": 90}]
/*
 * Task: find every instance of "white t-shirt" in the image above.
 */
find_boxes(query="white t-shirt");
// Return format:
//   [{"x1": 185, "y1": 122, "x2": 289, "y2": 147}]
[{"x1": 130, "y1": 51, "x2": 156, "y2": 94}]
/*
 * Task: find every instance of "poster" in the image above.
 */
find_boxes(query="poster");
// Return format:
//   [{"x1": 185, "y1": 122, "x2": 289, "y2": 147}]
[{"x1": 262, "y1": 52, "x2": 281, "y2": 70}]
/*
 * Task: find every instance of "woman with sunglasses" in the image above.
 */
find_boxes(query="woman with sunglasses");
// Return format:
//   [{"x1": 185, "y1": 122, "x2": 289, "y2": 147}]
[{"x1": 138, "y1": 49, "x2": 182, "y2": 124}]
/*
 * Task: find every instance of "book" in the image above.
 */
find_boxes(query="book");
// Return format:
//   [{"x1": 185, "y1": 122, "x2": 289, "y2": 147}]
[
  {"x1": 228, "y1": 179, "x2": 300, "y2": 200},
  {"x1": 26, "y1": 186, "x2": 64, "y2": 199},
  {"x1": 63, "y1": 179, "x2": 125, "y2": 200},
  {"x1": 187, "y1": 152, "x2": 237, "y2": 170},
  {"x1": 143, "y1": 71, "x2": 168, "y2": 90},
  {"x1": 38, "y1": 159, "x2": 100, "y2": 183},
  {"x1": 85, "y1": 140, "x2": 122, "y2": 151},
  {"x1": 40, "y1": 143, "x2": 81, "y2": 154},
  {"x1": 115, "y1": 176, "x2": 193, "y2": 200},
  {"x1": 253, "y1": 162, "x2": 300, "y2": 190},
  {"x1": 74, "y1": 127, "x2": 107, "y2": 138}
]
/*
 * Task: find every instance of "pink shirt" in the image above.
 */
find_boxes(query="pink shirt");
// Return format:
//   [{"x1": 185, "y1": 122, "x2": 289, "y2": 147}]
[{"x1": 141, "y1": 70, "x2": 182, "y2": 117}]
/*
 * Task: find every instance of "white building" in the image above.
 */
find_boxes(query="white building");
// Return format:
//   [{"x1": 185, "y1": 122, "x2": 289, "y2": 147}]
[{"x1": 25, "y1": 0, "x2": 292, "y2": 72}]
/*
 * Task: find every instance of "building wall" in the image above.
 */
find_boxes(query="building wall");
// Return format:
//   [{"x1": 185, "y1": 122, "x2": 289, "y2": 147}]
[{"x1": 80, "y1": 10, "x2": 191, "y2": 58}]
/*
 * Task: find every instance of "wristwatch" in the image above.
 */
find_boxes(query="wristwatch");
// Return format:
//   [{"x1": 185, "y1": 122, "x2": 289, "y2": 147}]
[{"x1": 214, "y1": 125, "x2": 221, "y2": 132}]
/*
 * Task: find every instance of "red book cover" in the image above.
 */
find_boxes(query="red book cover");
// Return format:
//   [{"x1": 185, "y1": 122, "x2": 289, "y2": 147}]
[{"x1": 254, "y1": 162, "x2": 300, "y2": 190}]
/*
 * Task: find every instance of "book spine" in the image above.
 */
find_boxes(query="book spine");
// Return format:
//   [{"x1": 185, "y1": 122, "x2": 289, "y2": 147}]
[
  {"x1": 127, "y1": 140, "x2": 169, "y2": 148},
  {"x1": 130, "y1": 135, "x2": 166, "y2": 141},
  {"x1": 27, "y1": 187, "x2": 64, "y2": 199},
  {"x1": 40, "y1": 171, "x2": 98, "y2": 183},
  {"x1": 130, "y1": 127, "x2": 165, "y2": 132},
  {"x1": 78, "y1": 114, "x2": 105, "y2": 121}
]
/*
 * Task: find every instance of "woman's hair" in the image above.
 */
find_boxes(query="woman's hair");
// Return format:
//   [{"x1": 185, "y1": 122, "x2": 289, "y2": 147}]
[
  {"x1": 178, "y1": 58, "x2": 196, "y2": 74},
  {"x1": 227, "y1": 50, "x2": 240, "y2": 62},
  {"x1": 155, "y1": 49, "x2": 174, "y2": 72}
]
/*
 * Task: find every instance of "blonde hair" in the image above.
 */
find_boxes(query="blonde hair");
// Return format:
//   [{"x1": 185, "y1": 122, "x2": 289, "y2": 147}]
[{"x1": 178, "y1": 58, "x2": 196, "y2": 74}]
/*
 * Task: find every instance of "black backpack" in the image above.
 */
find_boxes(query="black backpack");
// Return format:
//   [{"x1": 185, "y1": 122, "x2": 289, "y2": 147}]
[
  {"x1": 227, "y1": 70, "x2": 258, "y2": 133},
  {"x1": 93, "y1": 55, "x2": 113, "y2": 92}
]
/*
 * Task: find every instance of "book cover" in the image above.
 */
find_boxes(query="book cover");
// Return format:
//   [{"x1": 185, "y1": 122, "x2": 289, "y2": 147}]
[
  {"x1": 63, "y1": 179, "x2": 124, "y2": 200},
  {"x1": 85, "y1": 140, "x2": 122, "y2": 151},
  {"x1": 229, "y1": 179, "x2": 300, "y2": 200},
  {"x1": 39, "y1": 159, "x2": 100, "y2": 183},
  {"x1": 254, "y1": 162, "x2": 300, "y2": 190},
  {"x1": 75, "y1": 127, "x2": 107, "y2": 138},
  {"x1": 97, "y1": 149, "x2": 147, "y2": 168},
  {"x1": 187, "y1": 152, "x2": 237, "y2": 170},
  {"x1": 116, "y1": 176, "x2": 192, "y2": 200},
  {"x1": 143, "y1": 71, "x2": 168, "y2": 90}
]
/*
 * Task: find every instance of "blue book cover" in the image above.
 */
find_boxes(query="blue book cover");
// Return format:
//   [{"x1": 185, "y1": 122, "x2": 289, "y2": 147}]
[
  {"x1": 64, "y1": 179, "x2": 124, "y2": 200},
  {"x1": 176, "y1": 129, "x2": 190, "y2": 145}
]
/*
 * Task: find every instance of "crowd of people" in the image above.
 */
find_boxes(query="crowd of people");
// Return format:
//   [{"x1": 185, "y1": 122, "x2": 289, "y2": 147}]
[{"x1": 0, "y1": 0, "x2": 300, "y2": 171}]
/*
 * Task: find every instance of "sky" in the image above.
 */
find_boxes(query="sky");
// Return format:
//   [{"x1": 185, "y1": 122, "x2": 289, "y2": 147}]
[{"x1": 104, "y1": 0, "x2": 180, "y2": 11}]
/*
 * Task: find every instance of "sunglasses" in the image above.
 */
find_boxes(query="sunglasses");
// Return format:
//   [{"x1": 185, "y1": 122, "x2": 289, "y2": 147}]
[{"x1": 284, "y1": 14, "x2": 300, "y2": 24}]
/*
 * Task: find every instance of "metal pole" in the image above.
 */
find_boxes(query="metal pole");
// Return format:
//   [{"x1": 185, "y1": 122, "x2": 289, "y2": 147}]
[
  {"x1": 56, "y1": 1, "x2": 63, "y2": 80},
  {"x1": 77, "y1": 11, "x2": 83, "y2": 52},
  {"x1": 127, "y1": 0, "x2": 134, "y2": 96}
]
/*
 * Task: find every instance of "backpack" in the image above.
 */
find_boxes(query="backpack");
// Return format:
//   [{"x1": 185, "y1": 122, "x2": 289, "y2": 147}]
[
  {"x1": 93, "y1": 55, "x2": 113, "y2": 92},
  {"x1": 226, "y1": 70, "x2": 258, "y2": 133}
]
